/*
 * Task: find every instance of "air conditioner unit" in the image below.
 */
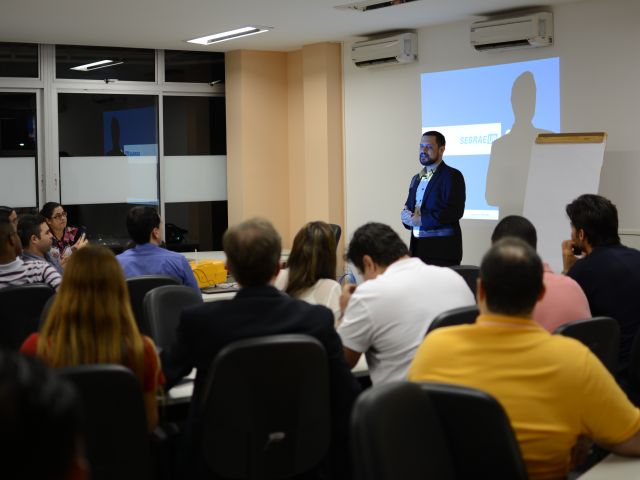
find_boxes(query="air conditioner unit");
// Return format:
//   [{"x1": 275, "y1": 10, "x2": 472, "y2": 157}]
[
  {"x1": 470, "y1": 12, "x2": 553, "y2": 52},
  {"x1": 351, "y1": 32, "x2": 417, "y2": 67}
]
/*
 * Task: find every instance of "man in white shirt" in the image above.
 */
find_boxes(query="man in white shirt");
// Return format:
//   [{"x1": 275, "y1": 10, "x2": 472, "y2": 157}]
[{"x1": 338, "y1": 222, "x2": 475, "y2": 384}]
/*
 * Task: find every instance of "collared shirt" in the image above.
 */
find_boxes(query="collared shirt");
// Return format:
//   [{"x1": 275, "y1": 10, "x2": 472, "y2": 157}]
[
  {"x1": 409, "y1": 313, "x2": 640, "y2": 480},
  {"x1": 21, "y1": 251, "x2": 64, "y2": 275},
  {"x1": 0, "y1": 257, "x2": 62, "y2": 290},
  {"x1": 116, "y1": 243, "x2": 199, "y2": 291}
]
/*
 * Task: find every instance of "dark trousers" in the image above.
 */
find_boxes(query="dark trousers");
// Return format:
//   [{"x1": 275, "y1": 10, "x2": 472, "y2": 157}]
[{"x1": 410, "y1": 234, "x2": 462, "y2": 267}]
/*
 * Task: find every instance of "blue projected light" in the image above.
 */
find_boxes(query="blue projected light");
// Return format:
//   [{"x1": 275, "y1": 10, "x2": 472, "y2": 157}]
[{"x1": 420, "y1": 58, "x2": 560, "y2": 219}]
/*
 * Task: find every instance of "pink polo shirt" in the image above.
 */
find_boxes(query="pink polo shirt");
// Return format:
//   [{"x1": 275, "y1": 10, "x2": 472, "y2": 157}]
[{"x1": 533, "y1": 263, "x2": 591, "y2": 332}]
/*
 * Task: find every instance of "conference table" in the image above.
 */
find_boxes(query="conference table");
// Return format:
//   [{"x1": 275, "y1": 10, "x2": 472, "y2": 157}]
[{"x1": 579, "y1": 453, "x2": 640, "y2": 478}]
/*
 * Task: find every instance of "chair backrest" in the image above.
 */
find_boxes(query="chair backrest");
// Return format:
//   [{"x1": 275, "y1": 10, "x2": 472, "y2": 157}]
[
  {"x1": 201, "y1": 334, "x2": 330, "y2": 479},
  {"x1": 0, "y1": 283, "x2": 55, "y2": 350},
  {"x1": 554, "y1": 316, "x2": 620, "y2": 374},
  {"x1": 427, "y1": 305, "x2": 479, "y2": 335},
  {"x1": 39, "y1": 292, "x2": 56, "y2": 327},
  {"x1": 143, "y1": 284, "x2": 203, "y2": 352},
  {"x1": 351, "y1": 382, "x2": 454, "y2": 480},
  {"x1": 448, "y1": 264, "x2": 480, "y2": 296},
  {"x1": 329, "y1": 223, "x2": 342, "y2": 247},
  {"x1": 126, "y1": 275, "x2": 180, "y2": 336},
  {"x1": 59, "y1": 364, "x2": 151, "y2": 480},
  {"x1": 420, "y1": 382, "x2": 528, "y2": 480}
]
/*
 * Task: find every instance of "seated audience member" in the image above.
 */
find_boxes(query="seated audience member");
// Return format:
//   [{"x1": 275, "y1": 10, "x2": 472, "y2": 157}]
[
  {"x1": 0, "y1": 205, "x2": 17, "y2": 225},
  {"x1": 0, "y1": 218, "x2": 61, "y2": 290},
  {"x1": 161, "y1": 217, "x2": 360, "y2": 479},
  {"x1": 40, "y1": 202, "x2": 87, "y2": 264},
  {"x1": 275, "y1": 221, "x2": 342, "y2": 325},
  {"x1": 491, "y1": 215, "x2": 590, "y2": 332},
  {"x1": 409, "y1": 238, "x2": 640, "y2": 480},
  {"x1": 18, "y1": 213, "x2": 64, "y2": 274},
  {"x1": 0, "y1": 351, "x2": 88, "y2": 480},
  {"x1": 20, "y1": 245, "x2": 164, "y2": 432},
  {"x1": 338, "y1": 222, "x2": 475, "y2": 384},
  {"x1": 116, "y1": 206, "x2": 199, "y2": 291},
  {"x1": 562, "y1": 194, "x2": 640, "y2": 380}
]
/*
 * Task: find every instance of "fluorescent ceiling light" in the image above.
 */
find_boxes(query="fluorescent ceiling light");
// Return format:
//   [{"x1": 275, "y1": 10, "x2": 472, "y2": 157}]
[
  {"x1": 187, "y1": 26, "x2": 272, "y2": 45},
  {"x1": 70, "y1": 59, "x2": 124, "y2": 71}
]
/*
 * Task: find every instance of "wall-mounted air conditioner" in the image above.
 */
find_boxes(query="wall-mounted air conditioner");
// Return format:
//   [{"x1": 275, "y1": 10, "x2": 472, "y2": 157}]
[
  {"x1": 470, "y1": 12, "x2": 553, "y2": 52},
  {"x1": 351, "y1": 32, "x2": 417, "y2": 67}
]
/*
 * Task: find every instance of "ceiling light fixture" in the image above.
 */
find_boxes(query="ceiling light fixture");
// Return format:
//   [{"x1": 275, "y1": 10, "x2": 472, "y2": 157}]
[
  {"x1": 187, "y1": 26, "x2": 272, "y2": 45},
  {"x1": 335, "y1": 0, "x2": 420, "y2": 12},
  {"x1": 70, "y1": 59, "x2": 124, "y2": 71}
]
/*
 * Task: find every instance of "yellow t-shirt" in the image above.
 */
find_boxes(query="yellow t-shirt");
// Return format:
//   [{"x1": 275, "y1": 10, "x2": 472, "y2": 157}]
[{"x1": 408, "y1": 314, "x2": 640, "y2": 480}]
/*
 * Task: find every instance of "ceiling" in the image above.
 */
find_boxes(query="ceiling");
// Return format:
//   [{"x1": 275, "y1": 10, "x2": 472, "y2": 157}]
[{"x1": 1, "y1": 0, "x2": 581, "y2": 52}]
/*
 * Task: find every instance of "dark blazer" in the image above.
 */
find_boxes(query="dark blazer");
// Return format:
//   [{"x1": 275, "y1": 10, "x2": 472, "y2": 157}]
[
  {"x1": 161, "y1": 285, "x2": 361, "y2": 479},
  {"x1": 403, "y1": 161, "x2": 466, "y2": 234}
]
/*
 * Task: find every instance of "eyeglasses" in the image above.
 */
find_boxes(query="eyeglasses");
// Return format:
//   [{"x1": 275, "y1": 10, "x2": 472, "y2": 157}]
[{"x1": 52, "y1": 212, "x2": 68, "y2": 220}]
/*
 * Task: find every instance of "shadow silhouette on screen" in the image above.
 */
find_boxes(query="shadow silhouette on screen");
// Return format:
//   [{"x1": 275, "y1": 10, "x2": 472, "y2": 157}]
[{"x1": 485, "y1": 71, "x2": 551, "y2": 219}]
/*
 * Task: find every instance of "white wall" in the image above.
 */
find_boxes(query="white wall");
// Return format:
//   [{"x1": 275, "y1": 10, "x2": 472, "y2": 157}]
[{"x1": 343, "y1": 0, "x2": 640, "y2": 264}]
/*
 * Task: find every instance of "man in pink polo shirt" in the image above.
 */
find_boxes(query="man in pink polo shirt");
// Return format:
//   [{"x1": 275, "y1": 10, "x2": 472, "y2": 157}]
[{"x1": 491, "y1": 215, "x2": 590, "y2": 332}]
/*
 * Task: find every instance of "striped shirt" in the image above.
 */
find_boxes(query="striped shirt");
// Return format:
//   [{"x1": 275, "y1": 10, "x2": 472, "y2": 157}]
[{"x1": 0, "y1": 258, "x2": 62, "y2": 291}]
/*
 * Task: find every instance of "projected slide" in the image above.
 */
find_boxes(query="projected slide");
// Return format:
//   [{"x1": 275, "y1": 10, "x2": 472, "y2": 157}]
[{"x1": 421, "y1": 58, "x2": 560, "y2": 219}]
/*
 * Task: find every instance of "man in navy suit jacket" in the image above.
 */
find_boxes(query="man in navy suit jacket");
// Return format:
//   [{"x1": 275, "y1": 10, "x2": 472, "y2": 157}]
[
  {"x1": 401, "y1": 130, "x2": 466, "y2": 266},
  {"x1": 161, "y1": 217, "x2": 360, "y2": 479}
]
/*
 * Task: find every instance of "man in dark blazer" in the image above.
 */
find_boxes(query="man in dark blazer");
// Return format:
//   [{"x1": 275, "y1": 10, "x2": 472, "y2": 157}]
[
  {"x1": 161, "y1": 217, "x2": 361, "y2": 479},
  {"x1": 401, "y1": 130, "x2": 466, "y2": 266}
]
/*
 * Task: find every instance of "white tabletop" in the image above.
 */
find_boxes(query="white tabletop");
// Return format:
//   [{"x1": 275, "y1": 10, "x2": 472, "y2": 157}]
[{"x1": 579, "y1": 454, "x2": 640, "y2": 479}]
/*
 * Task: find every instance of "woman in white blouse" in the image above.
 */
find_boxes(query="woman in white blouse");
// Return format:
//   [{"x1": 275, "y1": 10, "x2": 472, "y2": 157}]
[{"x1": 275, "y1": 221, "x2": 342, "y2": 326}]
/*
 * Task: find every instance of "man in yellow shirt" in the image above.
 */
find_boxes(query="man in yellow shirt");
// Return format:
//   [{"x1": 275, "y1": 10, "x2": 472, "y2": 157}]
[{"x1": 408, "y1": 238, "x2": 640, "y2": 480}]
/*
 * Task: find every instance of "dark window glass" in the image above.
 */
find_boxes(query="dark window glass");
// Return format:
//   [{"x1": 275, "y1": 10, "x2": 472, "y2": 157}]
[
  {"x1": 164, "y1": 50, "x2": 224, "y2": 84},
  {"x1": 0, "y1": 42, "x2": 38, "y2": 78},
  {"x1": 163, "y1": 96, "x2": 226, "y2": 155},
  {"x1": 58, "y1": 93, "x2": 158, "y2": 157},
  {"x1": 0, "y1": 93, "x2": 38, "y2": 209},
  {"x1": 56, "y1": 45, "x2": 155, "y2": 82},
  {"x1": 165, "y1": 201, "x2": 227, "y2": 252},
  {"x1": 0, "y1": 93, "x2": 37, "y2": 157}
]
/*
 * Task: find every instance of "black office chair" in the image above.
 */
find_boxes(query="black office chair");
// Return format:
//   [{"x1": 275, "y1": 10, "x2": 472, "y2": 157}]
[
  {"x1": 143, "y1": 284, "x2": 203, "y2": 352},
  {"x1": 0, "y1": 283, "x2": 55, "y2": 350},
  {"x1": 59, "y1": 364, "x2": 151, "y2": 480},
  {"x1": 201, "y1": 334, "x2": 330, "y2": 479},
  {"x1": 126, "y1": 275, "x2": 180, "y2": 336},
  {"x1": 426, "y1": 305, "x2": 479, "y2": 335},
  {"x1": 448, "y1": 264, "x2": 480, "y2": 296},
  {"x1": 39, "y1": 292, "x2": 56, "y2": 327},
  {"x1": 554, "y1": 316, "x2": 619, "y2": 374},
  {"x1": 329, "y1": 223, "x2": 342, "y2": 248},
  {"x1": 351, "y1": 382, "x2": 454, "y2": 480},
  {"x1": 420, "y1": 382, "x2": 528, "y2": 480}
]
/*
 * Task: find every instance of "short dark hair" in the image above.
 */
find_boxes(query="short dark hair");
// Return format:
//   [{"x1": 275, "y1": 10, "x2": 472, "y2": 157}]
[
  {"x1": 0, "y1": 351, "x2": 82, "y2": 480},
  {"x1": 565, "y1": 194, "x2": 620, "y2": 247},
  {"x1": 40, "y1": 202, "x2": 62, "y2": 220},
  {"x1": 222, "y1": 218, "x2": 281, "y2": 287},
  {"x1": 17, "y1": 213, "x2": 47, "y2": 247},
  {"x1": 126, "y1": 206, "x2": 161, "y2": 245},
  {"x1": 0, "y1": 206, "x2": 15, "y2": 221},
  {"x1": 422, "y1": 130, "x2": 446, "y2": 147},
  {"x1": 0, "y1": 218, "x2": 17, "y2": 251},
  {"x1": 346, "y1": 222, "x2": 409, "y2": 272},
  {"x1": 480, "y1": 237, "x2": 543, "y2": 316},
  {"x1": 491, "y1": 215, "x2": 537, "y2": 249}
]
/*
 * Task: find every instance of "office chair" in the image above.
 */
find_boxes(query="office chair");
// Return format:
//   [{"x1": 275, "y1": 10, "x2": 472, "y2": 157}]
[
  {"x1": 448, "y1": 264, "x2": 480, "y2": 296},
  {"x1": 201, "y1": 334, "x2": 330, "y2": 479},
  {"x1": 554, "y1": 316, "x2": 619, "y2": 374},
  {"x1": 60, "y1": 364, "x2": 151, "y2": 480},
  {"x1": 351, "y1": 382, "x2": 454, "y2": 480},
  {"x1": 420, "y1": 382, "x2": 528, "y2": 480},
  {"x1": 426, "y1": 305, "x2": 479, "y2": 335},
  {"x1": 143, "y1": 284, "x2": 203, "y2": 352},
  {"x1": 329, "y1": 223, "x2": 342, "y2": 247},
  {"x1": 126, "y1": 275, "x2": 180, "y2": 336},
  {"x1": 0, "y1": 283, "x2": 55, "y2": 350}
]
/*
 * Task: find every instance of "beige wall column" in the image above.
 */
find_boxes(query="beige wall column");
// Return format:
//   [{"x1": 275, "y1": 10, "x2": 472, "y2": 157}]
[{"x1": 225, "y1": 50, "x2": 291, "y2": 241}]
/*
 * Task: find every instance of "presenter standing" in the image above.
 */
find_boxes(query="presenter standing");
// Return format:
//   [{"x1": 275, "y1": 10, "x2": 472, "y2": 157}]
[{"x1": 401, "y1": 131, "x2": 465, "y2": 266}]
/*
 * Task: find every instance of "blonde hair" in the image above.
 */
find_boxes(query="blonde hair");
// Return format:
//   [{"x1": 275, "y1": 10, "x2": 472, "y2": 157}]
[
  {"x1": 286, "y1": 221, "x2": 337, "y2": 298},
  {"x1": 37, "y1": 245, "x2": 146, "y2": 384}
]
